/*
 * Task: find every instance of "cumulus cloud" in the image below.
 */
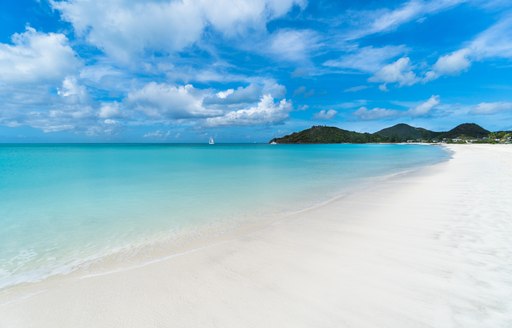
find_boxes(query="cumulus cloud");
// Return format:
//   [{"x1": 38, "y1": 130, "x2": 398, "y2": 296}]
[
  {"x1": 52, "y1": 0, "x2": 306, "y2": 62},
  {"x1": 0, "y1": 76, "x2": 122, "y2": 136},
  {"x1": 0, "y1": 25, "x2": 100, "y2": 135},
  {"x1": 216, "y1": 89, "x2": 234, "y2": 99},
  {"x1": 98, "y1": 102, "x2": 122, "y2": 119},
  {"x1": 200, "y1": 0, "x2": 306, "y2": 36},
  {"x1": 206, "y1": 94, "x2": 291, "y2": 126},
  {"x1": 127, "y1": 83, "x2": 219, "y2": 119},
  {"x1": 314, "y1": 109, "x2": 337, "y2": 120},
  {"x1": 17, "y1": 103, "x2": 96, "y2": 133},
  {"x1": 57, "y1": 76, "x2": 88, "y2": 104},
  {"x1": 125, "y1": 81, "x2": 291, "y2": 126},
  {"x1": 203, "y1": 79, "x2": 286, "y2": 106},
  {"x1": 369, "y1": 57, "x2": 417, "y2": 88},
  {"x1": 52, "y1": 0, "x2": 203, "y2": 63},
  {"x1": 0, "y1": 27, "x2": 80, "y2": 84},
  {"x1": 1, "y1": 75, "x2": 294, "y2": 133}
]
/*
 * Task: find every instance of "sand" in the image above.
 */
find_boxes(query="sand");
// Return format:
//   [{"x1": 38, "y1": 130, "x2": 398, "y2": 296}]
[{"x1": 0, "y1": 144, "x2": 511, "y2": 328}]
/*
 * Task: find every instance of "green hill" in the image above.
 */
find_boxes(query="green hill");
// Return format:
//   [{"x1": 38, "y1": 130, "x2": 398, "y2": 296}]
[
  {"x1": 439, "y1": 123, "x2": 490, "y2": 139},
  {"x1": 270, "y1": 126, "x2": 382, "y2": 144},
  {"x1": 270, "y1": 123, "x2": 497, "y2": 144},
  {"x1": 374, "y1": 123, "x2": 439, "y2": 142}
]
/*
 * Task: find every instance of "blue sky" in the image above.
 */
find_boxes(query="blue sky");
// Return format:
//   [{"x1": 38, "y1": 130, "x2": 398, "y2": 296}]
[{"x1": 1, "y1": 0, "x2": 512, "y2": 142}]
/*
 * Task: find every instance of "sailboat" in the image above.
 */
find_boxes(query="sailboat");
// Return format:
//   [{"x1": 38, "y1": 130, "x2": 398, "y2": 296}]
[{"x1": 209, "y1": 136, "x2": 215, "y2": 145}]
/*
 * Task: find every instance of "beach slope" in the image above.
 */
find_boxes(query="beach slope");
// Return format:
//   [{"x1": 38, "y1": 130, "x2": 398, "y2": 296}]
[{"x1": 1, "y1": 144, "x2": 511, "y2": 327}]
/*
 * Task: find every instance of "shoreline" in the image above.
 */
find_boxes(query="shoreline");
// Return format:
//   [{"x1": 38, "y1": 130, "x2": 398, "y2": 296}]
[
  {"x1": 1, "y1": 144, "x2": 511, "y2": 327},
  {"x1": 0, "y1": 145, "x2": 449, "y2": 295}
]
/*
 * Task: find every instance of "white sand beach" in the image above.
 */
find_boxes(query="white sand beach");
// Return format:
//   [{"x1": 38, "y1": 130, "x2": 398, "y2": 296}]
[{"x1": 0, "y1": 144, "x2": 511, "y2": 328}]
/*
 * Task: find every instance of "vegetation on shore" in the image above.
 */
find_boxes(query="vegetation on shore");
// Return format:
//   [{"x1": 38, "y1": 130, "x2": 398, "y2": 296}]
[{"x1": 270, "y1": 123, "x2": 512, "y2": 144}]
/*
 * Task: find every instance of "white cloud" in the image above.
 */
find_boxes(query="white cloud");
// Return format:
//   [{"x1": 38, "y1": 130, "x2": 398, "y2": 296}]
[
  {"x1": 0, "y1": 29, "x2": 98, "y2": 135},
  {"x1": 127, "y1": 83, "x2": 219, "y2": 119},
  {"x1": 23, "y1": 104, "x2": 96, "y2": 133},
  {"x1": 57, "y1": 76, "x2": 88, "y2": 104},
  {"x1": 216, "y1": 89, "x2": 234, "y2": 99},
  {"x1": 203, "y1": 79, "x2": 286, "y2": 106},
  {"x1": 425, "y1": 48, "x2": 471, "y2": 81},
  {"x1": 324, "y1": 45, "x2": 407, "y2": 72},
  {"x1": 0, "y1": 27, "x2": 80, "y2": 84},
  {"x1": 314, "y1": 109, "x2": 337, "y2": 120},
  {"x1": 265, "y1": 0, "x2": 308, "y2": 17},
  {"x1": 200, "y1": 0, "x2": 306, "y2": 36},
  {"x1": 432, "y1": 48, "x2": 471, "y2": 77},
  {"x1": 338, "y1": 14, "x2": 512, "y2": 89},
  {"x1": 52, "y1": 0, "x2": 306, "y2": 62},
  {"x1": 206, "y1": 94, "x2": 291, "y2": 126},
  {"x1": 1, "y1": 75, "x2": 293, "y2": 133},
  {"x1": 353, "y1": 95, "x2": 440, "y2": 120},
  {"x1": 471, "y1": 102, "x2": 512, "y2": 114},
  {"x1": 267, "y1": 29, "x2": 318, "y2": 62},
  {"x1": 52, "y1": 0, "x2": 202, "y2": 63},
  {"x1": 103, "y1": 119, "x2": 118, "y2": 125},
  {"x1": 347, "y1": 0, "x2": 465, "y2": 40},
  {"x1": 470, "y1": 15, "x2": 512, "y2": 59},
  {"x1": 426, "y1": 15, "x2": 512, "y2": 81},
  {"x1": 369, "y1": 57, "x2": 417, "y2": 88},
  {"x1": 354, "y1": 107, "x2": 399, "y2": 120},
  {"x1": 408, "y1": 95, "x2": 440, "y2": 116},
  {"x1": 123, "y1": 80, "x2": 290, "y2": 127},
  {"x1": 98, "y1": 103, "x2": 122, "y2": 119}
]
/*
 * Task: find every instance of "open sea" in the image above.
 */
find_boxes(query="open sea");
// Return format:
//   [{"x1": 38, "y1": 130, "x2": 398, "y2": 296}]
[{"x1": 0, "y1": 144, "x2": 450, "y2": 289}]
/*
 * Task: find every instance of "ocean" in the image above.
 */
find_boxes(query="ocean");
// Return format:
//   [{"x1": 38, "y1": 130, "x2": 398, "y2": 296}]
[{"x1": 0, "y1": 144, "x2": 450, "y2": 289}]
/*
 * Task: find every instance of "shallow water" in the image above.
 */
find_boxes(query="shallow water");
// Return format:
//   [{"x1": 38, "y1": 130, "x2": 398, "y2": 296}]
[{"x1": 0, "y1": 143, "x2": 449, "y2": 289}]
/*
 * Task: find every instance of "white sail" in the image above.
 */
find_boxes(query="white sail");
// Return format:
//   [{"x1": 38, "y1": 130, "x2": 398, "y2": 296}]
[{"x1": 209, "y1": 137, "x2": 215, "y2": 145}]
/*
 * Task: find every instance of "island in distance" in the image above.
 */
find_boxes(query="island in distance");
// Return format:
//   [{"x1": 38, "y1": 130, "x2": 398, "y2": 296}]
[{"x1": 270, "y1": 123, "x2": 512, "y2": 144}]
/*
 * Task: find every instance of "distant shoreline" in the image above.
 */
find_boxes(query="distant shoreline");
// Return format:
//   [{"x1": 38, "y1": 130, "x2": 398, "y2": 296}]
[{"x1": 270, "y1": 123, "x2": 512, "y2": 144}]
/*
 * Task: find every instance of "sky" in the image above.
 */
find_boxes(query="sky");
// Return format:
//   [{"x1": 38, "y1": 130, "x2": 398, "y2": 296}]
[{"x1": 1, "y1": 0, "x2": 512, "y2": 142}]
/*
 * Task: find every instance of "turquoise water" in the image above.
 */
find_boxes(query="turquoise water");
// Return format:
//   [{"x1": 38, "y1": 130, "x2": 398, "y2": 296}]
[{"x1": 0, "y1": 144, "x2": 449, "y2": 289}]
